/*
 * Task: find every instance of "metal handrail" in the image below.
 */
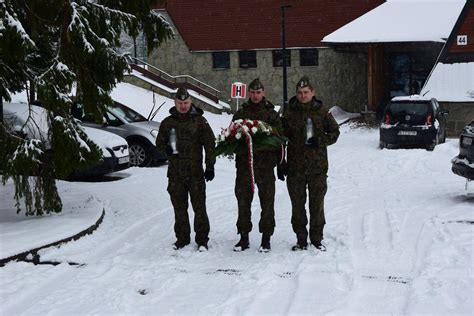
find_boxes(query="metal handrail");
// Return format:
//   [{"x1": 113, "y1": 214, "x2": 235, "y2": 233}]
[{"x1": 131, "y1": 58, "x2": 220, "y2": 97}]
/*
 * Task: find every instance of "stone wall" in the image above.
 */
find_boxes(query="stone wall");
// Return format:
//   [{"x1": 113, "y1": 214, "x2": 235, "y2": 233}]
[
  {"x1": 441, "y1": 102, "x2": 474, "y2": 136},
  {"x1": 148, "y1": 13, "x2": 368, "y2": 113}
]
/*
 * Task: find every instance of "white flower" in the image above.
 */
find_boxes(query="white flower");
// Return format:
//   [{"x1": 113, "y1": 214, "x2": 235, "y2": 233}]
[
  {"x1": 251, "y1": 127, "x2": 258, "y2": 134},
  {"x1": 235, "y1": 132, "x2": 242, "y2": 140},
  {"x1": 224, "y1": 130, "x2": 230, "y2": 138},
  {"x1": 242, "y1": 125, "x2": 249, "y2": 132}
]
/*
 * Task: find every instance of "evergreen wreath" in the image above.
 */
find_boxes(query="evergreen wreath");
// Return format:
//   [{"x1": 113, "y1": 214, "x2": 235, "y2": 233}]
[{"x1": 213, "y1": 119, "x2": 287, "y2": 192}]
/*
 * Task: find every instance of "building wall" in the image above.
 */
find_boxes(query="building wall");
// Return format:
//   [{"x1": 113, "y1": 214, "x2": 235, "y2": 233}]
[
  {"x1": 148, "y1": 13, "x2": 368, "y2": 113},
  {"x1": 448, "y1": 3, "x2": 474, "y2": 54},
  {"x1": 441, "y1": 102, "x2": 474, "y2": 136}
]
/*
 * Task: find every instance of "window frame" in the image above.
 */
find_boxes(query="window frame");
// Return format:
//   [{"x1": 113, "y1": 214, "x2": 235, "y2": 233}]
[
  {"x1": 299, "y1": 48, "x2": 319, "y2": 66},
  {"x1": 272, "y1": 49, "x2": 291, "y2": 67},
  {"x1": 238, "y1": 51, "x2": 257, "y2": 68},
  {"x1": 212, "y1": 51, "x2": 230, "y2": 69}
]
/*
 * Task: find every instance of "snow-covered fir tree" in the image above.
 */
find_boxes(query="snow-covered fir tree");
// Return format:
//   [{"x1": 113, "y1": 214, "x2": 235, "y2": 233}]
[{"x1": 0, "y1": 0, "x2": 173, "y2": 216}]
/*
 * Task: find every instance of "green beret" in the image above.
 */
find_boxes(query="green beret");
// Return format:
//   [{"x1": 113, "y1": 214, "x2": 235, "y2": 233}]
[
  {"x1": 296, "y1": 76, "x2": 313, "y2": 90},
  {"x1": 175, "y1": 87, "x2": 190, "y2": 100},
  {"x1": 248, "y1": 78, "x2": 264, "y2": 91}
]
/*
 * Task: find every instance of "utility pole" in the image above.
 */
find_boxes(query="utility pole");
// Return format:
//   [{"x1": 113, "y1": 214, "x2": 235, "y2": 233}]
[{"x1": 281, "y1": 5, "x2": 292, "y2": 108}]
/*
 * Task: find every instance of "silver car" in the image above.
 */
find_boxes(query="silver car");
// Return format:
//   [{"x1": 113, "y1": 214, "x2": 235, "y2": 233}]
[{"x1": 73, "y1": 101, "x2": 167, "y2": 167}]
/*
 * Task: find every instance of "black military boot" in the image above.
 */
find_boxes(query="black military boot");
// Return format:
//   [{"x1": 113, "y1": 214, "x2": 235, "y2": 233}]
[
  {"x1": 311, "y1": 240, "x2": 326, "y2": 252},
  {"x1": 197, "y1": 242, "x2": 208, "y2": 252},
  {"x1": 291, "y1": 234, "x2": 308, "y2": 251},
  {"x1": 233, "y1": 233, "x2": 249, "y2": 252},
  {"x1": 173, "y1": 239, "x2": 190, "y2": 250},
  {"x1": 258, "y1": 233, "x2": 271, "y2": 253}
]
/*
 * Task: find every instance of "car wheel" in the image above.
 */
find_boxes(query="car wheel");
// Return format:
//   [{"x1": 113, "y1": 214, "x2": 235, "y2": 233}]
[{"x1": 129, "y1": 141, "x2": 152, "y2": 167}]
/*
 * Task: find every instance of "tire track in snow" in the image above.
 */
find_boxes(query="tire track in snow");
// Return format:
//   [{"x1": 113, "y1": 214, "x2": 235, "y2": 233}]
[
  {"x1": 343, "y1": 207, "x2": 433, "y2": 314},
  {"x1": 3, "y1": 184, "x2": 239, "y2": 315}
]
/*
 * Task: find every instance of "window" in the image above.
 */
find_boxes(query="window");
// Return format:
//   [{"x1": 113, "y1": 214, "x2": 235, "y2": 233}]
[
  {"x1": 212, "y1": 52, "x2": 230, "y2": 69},
  {"x1": 272, "y1": 50, "x2": 291, "y2": 67},
  {"x1": 388, "y1": 52, "x2": 434, "y2": 97},
  {"x1": 299, "y1": 48, "x2": 319, "y2": 66},
  {"x1": 239, "y1": 51, "x2": 257, "y2": 68}
]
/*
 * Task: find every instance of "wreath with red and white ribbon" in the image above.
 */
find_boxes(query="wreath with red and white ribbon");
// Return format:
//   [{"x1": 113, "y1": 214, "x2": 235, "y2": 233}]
[{"x1": 214, "y1": 119, "x2": 287, "y2": 192}]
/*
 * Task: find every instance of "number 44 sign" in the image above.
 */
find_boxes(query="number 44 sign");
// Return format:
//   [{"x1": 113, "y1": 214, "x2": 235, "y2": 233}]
[{"x1": 457, "y1": 35, "x2": 467, "y2": 46}]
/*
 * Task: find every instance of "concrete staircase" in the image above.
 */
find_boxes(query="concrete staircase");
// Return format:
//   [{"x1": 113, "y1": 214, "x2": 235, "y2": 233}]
[{"x1": 124, "y1": 59, "x2": 230, "y2": 114}]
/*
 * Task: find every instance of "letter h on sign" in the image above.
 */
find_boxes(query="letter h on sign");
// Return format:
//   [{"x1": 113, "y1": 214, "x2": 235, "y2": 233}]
[{"x1": 231, "y1": 82, "x2": 247, "y2": 99}]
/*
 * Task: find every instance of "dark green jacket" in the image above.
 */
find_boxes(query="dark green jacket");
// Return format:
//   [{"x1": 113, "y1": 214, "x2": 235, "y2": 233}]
[
  {"x1": 156, "y1": 105, "x2": 215, "y2": 179},
  {"x1": 232, "y1": 97, "x2": 282, "y2": 169},
  {"x1": 282, "y1": 96, "x2": 339, "y2": 175}
]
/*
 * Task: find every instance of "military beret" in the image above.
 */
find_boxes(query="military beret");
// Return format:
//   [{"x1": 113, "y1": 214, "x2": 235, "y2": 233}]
[
  {"x1": 175, "y1": 87, "x2": 190, "y2": 100},
  {"x1": 248, "y1": 78, "x2": 264, "y2": 91},
  {"x1": 296, "y1": 76, "x2": 313, "y2": 90}
]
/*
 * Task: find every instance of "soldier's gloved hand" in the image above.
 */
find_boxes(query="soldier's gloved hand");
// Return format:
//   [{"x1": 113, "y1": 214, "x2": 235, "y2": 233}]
[
  {"x1": 305, "y1": 137, "x2": 319, "y2": 148},
  {"x1": 204, "y1": 167, "x2": 215, "y2": 182},
  {"x1": 277, "y1": 162, "x2": 288, "y2": 181}
]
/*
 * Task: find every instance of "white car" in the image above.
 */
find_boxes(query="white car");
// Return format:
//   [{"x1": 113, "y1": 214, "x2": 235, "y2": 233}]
[{"x1": 3, "y1": 102, "x2": 130, "y2": 179}]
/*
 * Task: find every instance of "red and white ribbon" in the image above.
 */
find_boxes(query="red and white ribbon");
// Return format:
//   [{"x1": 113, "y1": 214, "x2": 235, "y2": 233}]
[{"x1": 235, "y1": 121, "x2": 255, "y2": 193}]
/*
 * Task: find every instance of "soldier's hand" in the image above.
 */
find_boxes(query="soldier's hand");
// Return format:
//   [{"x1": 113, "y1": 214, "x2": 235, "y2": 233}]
[
  {"x1": 277, "y1": 162, "x2": 287, "y2": 181},
  {"x1": 305, "y1": 137, "x2": 319, "y2": 148},
  {"x1": 204, "y1": 167, "x2": 215, "y2": 182}
]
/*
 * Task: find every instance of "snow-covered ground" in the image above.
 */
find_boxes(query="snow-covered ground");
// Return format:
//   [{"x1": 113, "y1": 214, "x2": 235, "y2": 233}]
[{"x1": 1, "y1": 117, "x2": 473, "y2": 314}]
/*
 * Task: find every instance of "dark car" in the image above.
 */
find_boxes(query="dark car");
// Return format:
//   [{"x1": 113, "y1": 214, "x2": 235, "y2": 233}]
[
  {"x1": 72, "y1": 101, "x2": 167, "y2": 167},
  {"x1": 451, "y1": 121, "x2": 474, "y2": 180},
  {"x1": 379, "y1": 98, "x2": 448, "y2": 151}
]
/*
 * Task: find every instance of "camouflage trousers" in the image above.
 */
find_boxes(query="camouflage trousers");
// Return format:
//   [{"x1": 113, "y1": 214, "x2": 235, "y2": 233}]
[
  {"x1": 235, "y1": 166, "x2": 276, "y2": 235},
  {"x1": 287, "y1": 173, "x2": 327, "y2": 243},
  {"x1": 167, "y1": 176, "x2": 209, "y2": 245}
]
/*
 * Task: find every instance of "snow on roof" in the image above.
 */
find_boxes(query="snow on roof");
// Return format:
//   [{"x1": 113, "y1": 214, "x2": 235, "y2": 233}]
[
  {"x1": 323, "y1": 0, "x2": 465, "y2": 43},
  {"x1": 392, "y1": 62, "x2": 474, "y2": 103},
  {"x1": 420, "y1": 62, "x2": 474, "y2": 102}
]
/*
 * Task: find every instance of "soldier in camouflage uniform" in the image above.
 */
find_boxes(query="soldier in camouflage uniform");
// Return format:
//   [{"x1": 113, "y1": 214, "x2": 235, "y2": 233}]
[
  {"x1": 156, "y1": 87, "x2": 216, "y2": 252},
  {"x1": 232, "y1": 78, "x2": 283, "y2": 253},
  {"x1": 280, "y1": 76, "x2": 339, "y2": 251}
]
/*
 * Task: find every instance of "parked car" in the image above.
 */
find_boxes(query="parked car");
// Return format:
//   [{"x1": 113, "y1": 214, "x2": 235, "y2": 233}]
[
  {"x1": 451, "y1": 121, "x2": 474, "y2": 180},
  {"x1": 3, "y1": 102, "x2": 130, "y2": 179},
  {"x1": 379, "y1": 97, "x2": 448, "y2": 151},
  {"x1": 72, "y1": 101, "x2": 166, "y2": 167}
]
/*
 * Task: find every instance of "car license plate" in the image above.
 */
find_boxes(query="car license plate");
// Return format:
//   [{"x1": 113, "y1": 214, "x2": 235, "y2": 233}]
[
  {"x1": 462, "y1": 137, "x2": 473, "y2": 146},
  {"x1": 398, "y1": 130, "x2": 417, "y2": 136},
  {"x1": 119, "y1": 156, "x2": 129, "y2": 164}
]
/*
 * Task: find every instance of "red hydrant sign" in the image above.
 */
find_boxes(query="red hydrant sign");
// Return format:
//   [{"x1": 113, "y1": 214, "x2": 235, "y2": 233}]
[{"x1": 231, "y1": 82, "x2": 247, "y2": 99}]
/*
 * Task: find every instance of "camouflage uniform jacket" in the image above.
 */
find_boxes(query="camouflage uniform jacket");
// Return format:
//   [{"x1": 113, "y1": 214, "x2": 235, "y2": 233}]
[
  {"x1": 232, "y1": 98, "x2": 282, "y2": 169},
  {"x1": 156, "y1": 105, "x2": 215, "y2": 179},
  {"x1": 282, "y1": 96, "x2": 339, "y2": 176}
]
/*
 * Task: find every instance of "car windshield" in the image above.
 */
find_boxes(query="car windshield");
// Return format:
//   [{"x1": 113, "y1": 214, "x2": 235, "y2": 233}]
[
  {"x1": 108, "y1": 103, "x2": 147, "y2": 123},
  {"x1": 388, "y1": 102, "x2": 429, "y2": 116}
]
